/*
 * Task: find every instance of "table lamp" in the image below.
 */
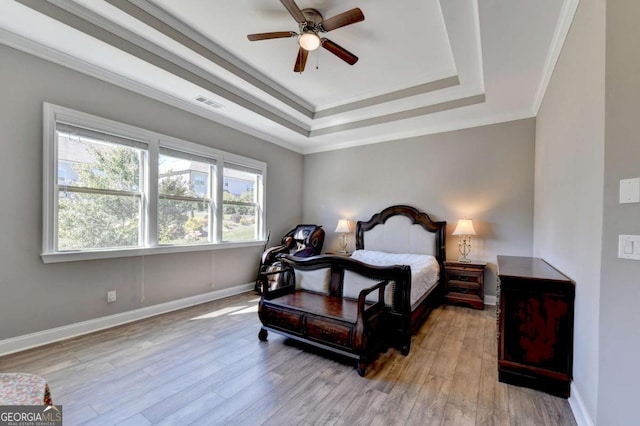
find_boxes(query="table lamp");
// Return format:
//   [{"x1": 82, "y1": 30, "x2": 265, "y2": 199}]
[
  {"x1": 335, "y1": 219, "x2": 352, "y2": 253},
  {"x1": 452, "y1": 218, "x2": 477, "y2": 263}
]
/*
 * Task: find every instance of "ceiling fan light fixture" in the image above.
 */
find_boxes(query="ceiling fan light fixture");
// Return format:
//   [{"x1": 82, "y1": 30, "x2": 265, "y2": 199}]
[
  {"x1": 247, "y1": 3, "x2": 364, "y2": 71},
  {"x1": 299, "y1": 32, "x2": 321, "y2": 51}
]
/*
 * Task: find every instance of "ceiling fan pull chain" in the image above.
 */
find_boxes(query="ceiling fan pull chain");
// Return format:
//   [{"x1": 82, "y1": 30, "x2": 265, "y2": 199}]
[{"x1": 316, "y1": 49, "x2": 319, "y2": 70}]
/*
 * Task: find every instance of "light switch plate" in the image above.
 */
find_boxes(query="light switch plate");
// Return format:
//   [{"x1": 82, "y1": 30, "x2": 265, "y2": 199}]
[
  {"x1": 620, "y1": 178, "x2": 640, "y2": 203},
  {"x1": 619, "y1": 235, "x2": 640, "y2": 260}
]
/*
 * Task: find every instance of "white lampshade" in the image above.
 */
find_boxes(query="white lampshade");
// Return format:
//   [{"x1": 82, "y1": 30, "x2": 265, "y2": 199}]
[
  {"x1": 299, "y1": 32, "x2": 321, "y2": 51},
  {"x1": 335, "y1": 219, "x2": 351, "y2": 233},
  {"x1": 452, "y1": 219, "x2": 477, "y2": 236}
]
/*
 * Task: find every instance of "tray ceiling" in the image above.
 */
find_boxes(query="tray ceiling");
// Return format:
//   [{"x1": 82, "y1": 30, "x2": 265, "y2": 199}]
[{"x1": 0, "y1": 0, "x2": 578, "y2": 153}]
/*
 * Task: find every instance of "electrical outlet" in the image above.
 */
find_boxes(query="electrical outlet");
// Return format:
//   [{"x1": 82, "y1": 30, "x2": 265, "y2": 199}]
[
  {"x1": 107, "y1": 290, "x2": 117, "y2": 303},
  {"x1": 620, "y1": 178, "x2": 640, "y2": 203}
]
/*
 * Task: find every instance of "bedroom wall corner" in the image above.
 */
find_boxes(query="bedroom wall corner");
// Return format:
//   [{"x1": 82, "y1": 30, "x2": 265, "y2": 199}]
[
  {"x1": 533, "y1": 0, "x2": 605, "y2": 423},
  {"x1": 302, "y1": 119, "x2": 536, "y2": 299}
]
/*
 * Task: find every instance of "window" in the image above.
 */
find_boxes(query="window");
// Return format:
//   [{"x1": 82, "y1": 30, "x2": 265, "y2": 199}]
[
  {"x1": 158, "y1": 148, "x2": 214, "y2": 245},
  {"x1": 222, "y1": 164, "x2": 263, "y2": 242},
  {"x1": 42, "y1": 104, "x2": 266, "y2": 262},
  {"x1": 55, "y1": 123, "x2": 146, "y2": 251}
]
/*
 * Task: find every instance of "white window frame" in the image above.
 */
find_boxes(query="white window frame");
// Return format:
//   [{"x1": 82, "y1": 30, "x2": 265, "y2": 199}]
[
  {"x1": 42, "y1": 103, "x2": 267, "y2": 263},
  {"x1": 54, "y1": 122, "x2": 148, "y2": 251},
  {"x1": 221, "y1": 161, "x2": 265, "y2": 242},
  {"x1": 156, "y1": 140, "x2": 217, "y2": 246}
]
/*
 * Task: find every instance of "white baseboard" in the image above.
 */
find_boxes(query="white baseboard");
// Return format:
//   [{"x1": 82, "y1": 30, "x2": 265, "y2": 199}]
[
  {"x1": 569, "y1": 383, "x2": 595, "y2": 426},
  {"x1": 0, "y1": 283, "x2": 254, "y2": 357},
  {"x1": 484, "y1": 295, "x2": 497, "y2": 306}
]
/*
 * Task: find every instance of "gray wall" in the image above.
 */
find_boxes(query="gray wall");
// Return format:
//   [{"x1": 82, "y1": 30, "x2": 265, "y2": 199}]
[
  {"x1": 533, "y1": 0, "x2": 605, "y2": 421},
  {"x1": 302, "y1": 119, "x2": 536, "y2": 297},
  {"x1": 598, "y1": 0, "x2": 640, "y2": 423},
  {"x1": 0, "y1": 45, "x2": 303, "y2": 340}
]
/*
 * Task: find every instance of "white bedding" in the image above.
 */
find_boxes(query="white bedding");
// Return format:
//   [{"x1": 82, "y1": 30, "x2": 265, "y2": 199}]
[{"x1": 350, "y1": 249, "x2": 440, "y2": 310}]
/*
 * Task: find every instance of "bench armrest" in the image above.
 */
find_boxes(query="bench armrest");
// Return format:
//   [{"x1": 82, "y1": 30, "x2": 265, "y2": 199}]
[
  {"x1": 357, "y1": 280, "x2": 390, "y2": 316},
  {"x1": 353, "y1": 280, "x2": 390, "y2": 351},
  {"x1": 261, "y1": 266, "x2": 294, "y2": 299}
]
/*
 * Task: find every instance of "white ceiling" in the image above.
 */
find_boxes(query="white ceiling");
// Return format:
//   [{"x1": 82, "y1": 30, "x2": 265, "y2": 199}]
[{"x1": 0, "y1": 0, "x2": 579, "y2": 154}]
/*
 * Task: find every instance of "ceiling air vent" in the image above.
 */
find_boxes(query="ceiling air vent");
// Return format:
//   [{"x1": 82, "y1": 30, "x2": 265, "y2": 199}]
[{"x1": 194, "y1": 95, "x2": 223, "y2": 109}]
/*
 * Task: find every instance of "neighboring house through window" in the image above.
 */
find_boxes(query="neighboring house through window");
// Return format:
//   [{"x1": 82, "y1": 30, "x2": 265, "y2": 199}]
[
  {"x1": 158, "y1": 148, "x2": 214, "y2": 245},
  {"x1": 222, "y1": 164, "x2": 263, "y2": 242}
]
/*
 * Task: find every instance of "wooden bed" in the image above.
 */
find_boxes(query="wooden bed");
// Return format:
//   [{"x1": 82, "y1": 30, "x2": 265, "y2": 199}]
[
  {"x1": 265, "y1": 205, "x2": 446, "y2": 356},
  {"x1": 353, "y1": 205, "x2": 446, "y2": 354}
]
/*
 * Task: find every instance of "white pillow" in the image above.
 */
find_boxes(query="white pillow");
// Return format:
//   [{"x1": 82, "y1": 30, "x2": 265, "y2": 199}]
[
  {"x1": 295, "y1": 268, "x2": 330, "y2": 294},
  {"x1": 342, "y1": 270, "x2": 393, "y2": 305},
  {"x1": 351, "y1": 249, "x2": 435, "y2": 270}
]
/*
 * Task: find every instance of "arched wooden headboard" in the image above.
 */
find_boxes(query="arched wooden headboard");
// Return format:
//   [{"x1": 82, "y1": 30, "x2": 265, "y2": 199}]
[{"x1": 355, "y1": 205, "x2": 446, "y2": 263}]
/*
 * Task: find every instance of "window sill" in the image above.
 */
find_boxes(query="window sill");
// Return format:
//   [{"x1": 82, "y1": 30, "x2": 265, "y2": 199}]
[{"x1": 41, "y1": 240, "x2": 266, "y2": 264}]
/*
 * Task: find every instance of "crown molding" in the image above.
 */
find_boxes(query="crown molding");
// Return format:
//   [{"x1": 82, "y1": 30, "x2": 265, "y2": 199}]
[
  {"x1": 303, "y1": 108, "x2": 535, "y2": 154},
  {"x1": 310, "y1": 94, "x2": 485, "y2": 137},
  {"x1": 17, "y1": 0, "x2": 487, "y2": 137},
  {"x1": 106, "y1": 0, "x2": 315, "y2": 116},
  {"x1": 532, "y1": 0, "x2": 581, "y2": 113},
  {"x1": 18, "y1": 0, "x2": 311, "y2": 135},
  {"x1": 107, "y1": 0, "x2": 468, "y2": 119},
  {"x1": 12, "y1": 0, "x2": 500, "y2": 145},
  {"x1": 4, "y1": 0, "x2": 573, "y2": 154},
  {"x1": 313, "y1": 75, "x2": 460, "y2": 118},
  {"x1": 0, "y1": 28, "x2": 304, "y2": 154}
]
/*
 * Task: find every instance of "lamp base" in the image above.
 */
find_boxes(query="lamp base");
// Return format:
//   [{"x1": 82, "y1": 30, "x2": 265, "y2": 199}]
[
  {"x1": 457, "y1": 236, "x2": 472, "y2": 264},
  {"x1": 338, "y1": 233, "x2": 349, "y2": 254}
]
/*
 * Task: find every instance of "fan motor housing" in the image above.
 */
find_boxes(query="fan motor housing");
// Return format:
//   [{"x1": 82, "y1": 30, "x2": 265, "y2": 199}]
[{"x1": 301, "y1": 8, "x2": 323, "y2": 25}]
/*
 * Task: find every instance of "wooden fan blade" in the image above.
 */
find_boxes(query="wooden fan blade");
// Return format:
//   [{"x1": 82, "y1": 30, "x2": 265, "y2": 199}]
[
  {"x1": 247, "y1": 31, "x2": 297, "y2": 41},
  {"x1": 280, "y1": 0, "x2": 306, "y2": 24},
  {"x1": 320, "y1": 8, "x2": 364, "y2": 32},
  {"x1": 321, "y1": 39, "x2": 358, "y2": 65},
  {"x1": 294, "y1": 47, "x2": 309, "y2": 72}
]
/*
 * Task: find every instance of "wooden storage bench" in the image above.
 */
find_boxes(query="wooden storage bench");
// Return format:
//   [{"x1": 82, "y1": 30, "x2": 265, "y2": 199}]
[{"x1": 258, "y1": 255, "x2": 400, "y2": 376}]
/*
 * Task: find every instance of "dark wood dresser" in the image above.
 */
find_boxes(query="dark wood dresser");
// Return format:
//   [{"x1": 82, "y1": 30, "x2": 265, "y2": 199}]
[{"x1": 496, "y1": 255, "x2": 575, "y2": 398}]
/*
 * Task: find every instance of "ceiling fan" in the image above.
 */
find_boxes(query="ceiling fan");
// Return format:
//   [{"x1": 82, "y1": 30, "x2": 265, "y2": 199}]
[{"x1": 247, "y1": 0, "x2": 365, "y2": 73}]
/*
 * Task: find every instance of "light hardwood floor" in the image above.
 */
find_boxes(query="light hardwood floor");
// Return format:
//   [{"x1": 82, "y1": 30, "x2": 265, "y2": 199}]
[{"x1": 0, "y1": 292, "x2": 576, "y2": 425}]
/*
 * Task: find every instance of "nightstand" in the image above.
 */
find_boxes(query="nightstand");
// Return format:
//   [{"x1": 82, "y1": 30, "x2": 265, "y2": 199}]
[{"x1": 444, "y1": 260, "x2": 486, "y2": 310}]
